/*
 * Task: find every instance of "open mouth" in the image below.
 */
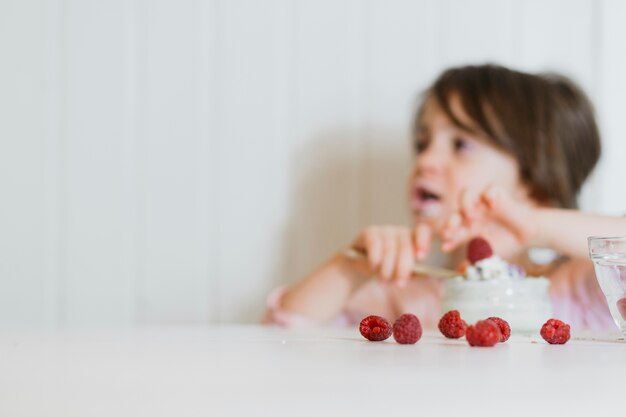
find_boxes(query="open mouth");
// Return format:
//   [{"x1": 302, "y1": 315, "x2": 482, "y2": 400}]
[
  {"x1": 416, "y1": 187, "x2": 441, "y2": 203},
  {"x1": 411, "y1": 185, "x2": 443, "y2": 218}
]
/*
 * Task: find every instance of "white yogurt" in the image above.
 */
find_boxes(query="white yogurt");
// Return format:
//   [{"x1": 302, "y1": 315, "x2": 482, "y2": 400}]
[{"x1": 464, "y1": 255, "x2": 525, "y2": 281}]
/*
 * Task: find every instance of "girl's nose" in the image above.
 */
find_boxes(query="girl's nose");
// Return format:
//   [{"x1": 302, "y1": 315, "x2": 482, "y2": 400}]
[{"x1": 416, "y1": 144, "x2": 446, "y2": 176}]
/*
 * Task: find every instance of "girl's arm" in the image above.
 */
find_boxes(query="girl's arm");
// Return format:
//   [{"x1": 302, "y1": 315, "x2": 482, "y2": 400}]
[
  {"x1": 280, "y1": 254, "x2": 368, "y2": 323},
  {"x1": 278, "y1": 225, "x2": 430, "y2": 323},
  {"x1": 441, "y1": 185, "x2": 626, "y2": 261},
  {"x1": 533, "y1": 208, "x2": 626, "y2": 260}
]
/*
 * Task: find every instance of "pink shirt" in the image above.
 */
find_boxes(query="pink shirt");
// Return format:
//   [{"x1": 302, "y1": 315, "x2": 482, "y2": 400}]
[{"x1": 263, "y1": 258, "x2": 615, "y2": 331}]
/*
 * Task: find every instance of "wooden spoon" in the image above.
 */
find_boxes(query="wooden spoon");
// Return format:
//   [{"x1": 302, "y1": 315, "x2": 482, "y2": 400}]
[{"x1": 342, "y1": 247, "x2": 459, "y2": 279}]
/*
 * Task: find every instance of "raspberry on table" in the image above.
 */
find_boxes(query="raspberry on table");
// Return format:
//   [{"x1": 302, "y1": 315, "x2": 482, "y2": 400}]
[
  {"x1": 487, "y1": 317, "x2": 511, "y2": 342},
  {"x1": 392, "y1": 313, "x2": 423, "y2": 344},
  {"x1": 465, "y1": 319, "x2": 502, "y2": 347},
  {"x1": 540, "y1": 319, "x2": 571, "y2": 344},
  {"x1": 359, "y1": 315, "x2": 392, "y2": 341},
  {"x1": 467, "y1": 237, "x2": 493, "y2": 264},
  {"x1": 438, "y1": 310, "x2": 468, "y2": 339}
]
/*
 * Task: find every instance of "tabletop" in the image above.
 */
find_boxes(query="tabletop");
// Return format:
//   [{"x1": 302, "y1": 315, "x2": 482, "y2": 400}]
[{"x1": 1, "y1": 325, "x2": 625, "y2": 417}]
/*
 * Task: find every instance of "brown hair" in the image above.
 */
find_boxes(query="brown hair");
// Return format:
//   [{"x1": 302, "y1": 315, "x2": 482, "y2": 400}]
[{"x1": 414, "y1": 64, "x2": 601, "y2": 209}]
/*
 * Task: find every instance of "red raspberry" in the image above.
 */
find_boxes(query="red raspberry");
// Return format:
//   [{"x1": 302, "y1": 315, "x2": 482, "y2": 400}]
[
  {"x1": 438, "y1": 310, "x2": 468, "y2": 339},
  {"x1": 359, "y1": 315, "x2": 392, "y2": 341},
  {"x1": 487, "y1": 317, "x2": 511, "y2": 342},
  {"x1": 466, "y1": 320, "x2": 502, "y2": 347},
  {"x1": 467, "y1": 237, "x2": 493, "y2": 264},
  {"x1": 617, "y1": 298, "x2": 626, "y2": 320},
  {"x1": 540, "y1": 319, "x2": 571, "y2": 344},
  {"x1": 392, "y1": 313, "x2": 422, "y2": 344}
]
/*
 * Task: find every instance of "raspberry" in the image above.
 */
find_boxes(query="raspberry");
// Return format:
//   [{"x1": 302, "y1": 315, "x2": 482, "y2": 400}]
[
  {"x1": 487, "y1": 317, "x2": 511, "y2": 342},
  {"x1": 359, "y1": 315, "x2": 392, "y2": 341},
  {"x1": 467, "y1": 237, "x2": 493, "y2": 264},
  {"x1": 540, "y1": 319, "x2": 571, "y2": 344},
  {"x1": 438, "y1": 310, "x2": 468, "y2": 339},
  {"x1": 466, "y1": 320, "x2": 501, "y2": 347},
  {"x1": 392, "y1": 313, "x2": 423, "y2": 344},
  {"x1": 617, "y1": 298, "x2": 626, "y2": 320}
]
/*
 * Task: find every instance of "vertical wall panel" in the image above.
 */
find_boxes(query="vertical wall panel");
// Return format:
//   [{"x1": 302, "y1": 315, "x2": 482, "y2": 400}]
[
  {"x1": 135, "y1": 0, "x2": 203, "y2": 323},
  {"x1": 42, "y1": 0, "x2": 65, "y2": 327},
  {"x1": 440, "y1": 0, "x2": 517, "y2": 67},
  {"x1": 63, "y1": 0, "x2": 134, "y2": 325},
  {"x1": 193, "y1": 0, "x2": 218, "y2": 323},
  {"x1": 0, "y1": 0, "x2": 45, "y2": 325},
  {"x1": 214, "y1": 0, "x2": 295, "y2": 322},
  {"x1": 120, "y1": 0, "x2": 140, "y2": 325},
  {"x1": 596, "y1": 0, "x2": 626, "y2": 215},
  {"x1": 517, "y1": 0, "x2": 595, "y2": 92},
  {"x1": 277, "y1": 0, "x2": 366, "y2": 308}
]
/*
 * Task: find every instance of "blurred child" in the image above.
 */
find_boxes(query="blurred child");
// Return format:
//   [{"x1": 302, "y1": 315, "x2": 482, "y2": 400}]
[{"x1": 264, "y1": 64, "x2": 626, "y2": 329}]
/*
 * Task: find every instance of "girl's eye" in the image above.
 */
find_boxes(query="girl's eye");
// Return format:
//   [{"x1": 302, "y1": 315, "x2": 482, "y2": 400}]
[
  {"x1": 414, "y1": 140, "x2": 428, "y2": 153},
  {"x1": 453, "y1": 137, "x2": 470, "y2": 152}
]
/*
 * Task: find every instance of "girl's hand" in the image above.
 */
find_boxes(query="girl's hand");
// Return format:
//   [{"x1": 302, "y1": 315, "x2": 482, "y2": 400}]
[
  {"x1": 441, "y1": 185, "x2": 538, "y2": 258},
  {"x1": 350, "y1": 224, "x2": 433, "y2": 287}
]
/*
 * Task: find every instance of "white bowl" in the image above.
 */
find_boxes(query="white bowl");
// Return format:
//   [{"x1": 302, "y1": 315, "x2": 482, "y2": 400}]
[{"x1": 442, "y1": 278, "x2": 552, "y2": 334}]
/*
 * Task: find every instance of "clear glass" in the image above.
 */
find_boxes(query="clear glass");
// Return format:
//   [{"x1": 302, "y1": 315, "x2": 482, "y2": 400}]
[{"x1": 588, "y1": 236, "x2": 626, "y2": 335}]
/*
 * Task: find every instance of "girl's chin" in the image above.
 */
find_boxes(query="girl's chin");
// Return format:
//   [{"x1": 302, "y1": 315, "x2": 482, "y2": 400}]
[{"x1": 411, "y1": 212, "x2": 447, "y2": 230}]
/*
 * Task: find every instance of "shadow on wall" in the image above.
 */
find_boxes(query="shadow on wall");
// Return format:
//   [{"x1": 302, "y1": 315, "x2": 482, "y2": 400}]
[{"x1": 269, "y1": 126, "x2": 413, "y2": 296}]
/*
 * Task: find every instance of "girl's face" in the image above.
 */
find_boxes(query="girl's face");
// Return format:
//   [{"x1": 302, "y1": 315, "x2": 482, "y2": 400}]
[{"x1": 408, "y1": 94, "x2": 531, "y2": 231}]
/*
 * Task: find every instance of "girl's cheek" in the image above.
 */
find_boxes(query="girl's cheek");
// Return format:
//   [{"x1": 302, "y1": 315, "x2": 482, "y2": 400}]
[
  {"x1": 447, "y1": 175, "x2": 467, "y2": 208},
  {"x1": 452, "y1": 165, "x2": 492, "y2": 195}
]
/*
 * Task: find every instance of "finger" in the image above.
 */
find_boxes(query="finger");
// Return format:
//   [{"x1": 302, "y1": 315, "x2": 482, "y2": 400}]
[
  {"x1": 482, "y1": 185, "x2": 533, "y2": 242},
  {"x1": 482, "y1": 186, "x2": 516, "y2": 220},
  {"x1": 460, "y1": 187, "x2": 481, "y2": 222},
  {"x1": 379, "y1": 229, "x2": 398, "y2": 282},
  {"x1": 363, "y1": 228, "x2": 383, "y2": 270},
  {"x1": 442, "y1": 212, "x2": 462, "y2": 241},
  {"x1": 414, "y1": 223, "x2": 432, "y2": 261},
  {"x1": 395, "y1": 231, "x2": 415, "y2": 287},
  {"x1": 441, "y1": 214, "x2": 475, "y2": 252},
  {"x1": 442, "y1": 228, "x2": 472, "y2": 252}
]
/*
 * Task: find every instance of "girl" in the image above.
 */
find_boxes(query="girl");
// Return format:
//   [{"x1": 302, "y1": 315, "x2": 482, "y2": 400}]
[{"x1": 264, "y1": 64, "x2": 626, "y2": 329}]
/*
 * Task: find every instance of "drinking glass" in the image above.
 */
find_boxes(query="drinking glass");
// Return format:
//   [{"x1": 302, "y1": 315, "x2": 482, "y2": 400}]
[{"x1": 588, "y1": 236, "x2": 626, "y2": 335}]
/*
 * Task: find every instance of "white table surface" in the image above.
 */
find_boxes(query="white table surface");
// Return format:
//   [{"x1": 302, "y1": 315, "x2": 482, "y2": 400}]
[{"x1": 1, "y1": 325, "x2": 625, "y2": 417}]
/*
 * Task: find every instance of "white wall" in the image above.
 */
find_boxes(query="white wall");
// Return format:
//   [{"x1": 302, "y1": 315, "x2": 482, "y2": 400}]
[{"x1": 1, "y1": 0, "x2": 625, "y2": 326}]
